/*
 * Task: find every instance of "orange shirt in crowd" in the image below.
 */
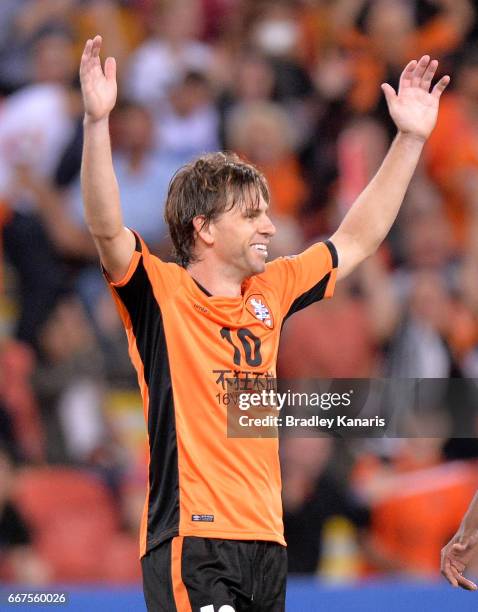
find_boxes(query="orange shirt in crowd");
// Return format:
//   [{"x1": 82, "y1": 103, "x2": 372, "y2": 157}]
[
  {"x1": 341, "y1": 17, "x2": 461, "y2": 114},
  {"x1": 369, "y1": 461, "x2": 478, "y2": 574},
  {"x1": 425, "y1": 93, "x2": 478, "y2": 246},
  {"x1": 260, "y1": 155, "x2": 308, "y2": 219}
]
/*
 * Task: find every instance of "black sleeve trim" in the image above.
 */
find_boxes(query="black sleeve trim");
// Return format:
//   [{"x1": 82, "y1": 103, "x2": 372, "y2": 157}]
[
  {"x1": 325, "y1": 239, "x2": 338, "y2": 268},
  {"x1": 282, "y1": 241, "x2": 337, "y2": 321},
  {"x1": 101, "y1": 229, "x2": 143, "y2": 279},
  {"x1": 130, "y1": 229, "x2": 142, "y2": 253},
  {"x1": 284, "y1": 271, "x2": 331, "y2": 321}
]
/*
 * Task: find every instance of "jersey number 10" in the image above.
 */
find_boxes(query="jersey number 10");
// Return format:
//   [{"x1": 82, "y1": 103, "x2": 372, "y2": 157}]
[{"x1": 220, "y1": 327, "x2": 262, "y2": 367}]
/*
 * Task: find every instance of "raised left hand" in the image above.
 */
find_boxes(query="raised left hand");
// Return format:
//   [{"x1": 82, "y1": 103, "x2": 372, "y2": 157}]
[{"x1": 382, "y1": 55, "x2": 450, "y2": 142}]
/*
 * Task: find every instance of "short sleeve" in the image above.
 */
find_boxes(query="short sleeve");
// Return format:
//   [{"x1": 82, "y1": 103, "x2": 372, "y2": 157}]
[
  {"x1": 260, "y1": 240, "x2": 338, "y2": 319},
  {"x1": 103, "y1": 231, "x2": 144, "y2": 289},
  {"x1": 104, "y1": 230, "x2": 181, "y2": 332}
]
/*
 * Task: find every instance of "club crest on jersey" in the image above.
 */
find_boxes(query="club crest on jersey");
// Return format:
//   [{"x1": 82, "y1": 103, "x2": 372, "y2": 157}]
[{"x1": 246, "y1": 294, "x2": 274, "y2": 328}]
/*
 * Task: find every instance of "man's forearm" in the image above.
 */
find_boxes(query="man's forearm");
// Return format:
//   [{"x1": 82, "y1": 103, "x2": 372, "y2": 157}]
[
  {"x1": 81, "y1": 116, "x2": 123, "y2": 240},
  {"x1": 336, "y1": 132, "x2": 424, "y2": 259}
]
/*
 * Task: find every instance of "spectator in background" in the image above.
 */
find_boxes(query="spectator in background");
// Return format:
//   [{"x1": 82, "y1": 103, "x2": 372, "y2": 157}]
[
  {"x1": 33, "y1": 296, "x2": 106, "y2": 464},
  {"x1": 54, "y1": 0, "x2": 145, "y2": 188},
  {"x1": 155, "y1": 71, "x2": 220, "y2": 164},
  {"x1": 0, "y1": 29, "x2": 80, "y2": 199},
  {"x1": 282, "y1": 436, "x2": 369, "y2": 576},
  {"x1": 385, "y1": 270, "x2": 470, "y2": 377},
  {"x1": 226, "y1": 101, "x2": 308, "y2": 219},
  {"x1": 383, "y1": 175, "x2": 477, "y2": 379},
  {"x1": 0, "y1": 341, "x2": 44, "y2": 463},
  {"x1": 353, "y1": 435, "x2": 478, "y2": 578},
  {"x1": 339, "y1": 0, "x2": 474, "y2": 116},
  {"x1": 293, "y1": 0, "x2": 347, "y2": 72},
  {"x1": 70, "y1": 101, "x2": 174, "y2": 250},
  {"x1": 425, "y1": 44, "x2": 478, "y2": 246},
  {"x1": 250, "y1": 0, "x2": 315, "y2": 99},
  {"x1": 73, "y1": 0, "x2": 142, "y2": 74},
  {"x1": 0, "y1": 447, "x2": 51, "y2": 584},
  {"x1": 124, "y1": 0, "x2": 212, "y2": 108},
  {"x1": 393, "y1": 176, "x2": 455, "y2": 276},
  {"x1": 216, "y1": 50, "x2": 276, "y2": 147},
  {"x1": 248, "y1": 1, "x2": 317, "y2": 151},
  {"x1": 0, "y1": 28, "x2": 83, "y2": 348},
  {"x1": 334, "y1": 118, "x2": 389, "y2": 218},
  {"x1": 0, "y1": 0, "x2": 78, "y2": 94},
  {"x1": 231, "y1": 52, "x2": 276, "y2": 104}
]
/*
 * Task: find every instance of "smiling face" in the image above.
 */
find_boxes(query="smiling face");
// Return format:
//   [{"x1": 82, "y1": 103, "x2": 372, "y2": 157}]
[
  {"x1": 206, "y1": 192, "x2": 276, "y2": 279},
  {"x1": 165, "y1": 152, "x2": 273, "y2": 271}
]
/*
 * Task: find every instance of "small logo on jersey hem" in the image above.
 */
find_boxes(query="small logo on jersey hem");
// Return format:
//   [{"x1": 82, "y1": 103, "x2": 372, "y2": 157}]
[
  {"x1": 246, "y1": 294, "x2": 274, "y2": 328},
  {"x1": 192, "y1": 514, "x2": 214, "y2": 522}
]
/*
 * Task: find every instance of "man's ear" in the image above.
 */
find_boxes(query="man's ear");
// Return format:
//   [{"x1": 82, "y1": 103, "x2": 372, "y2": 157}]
[{"x1": 193, "y1": 215, "x2": 214, "y2": 246}]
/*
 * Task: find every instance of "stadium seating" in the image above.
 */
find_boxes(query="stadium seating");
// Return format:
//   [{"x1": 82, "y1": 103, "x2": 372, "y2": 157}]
[{"x1": 13, "y1": 466, "x2": 126, "y2": 581}]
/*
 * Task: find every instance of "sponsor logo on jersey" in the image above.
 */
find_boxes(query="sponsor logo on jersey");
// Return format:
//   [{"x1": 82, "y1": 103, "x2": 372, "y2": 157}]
[
  {"x1": 193, "y1": 303, "x2": 209, "y2": 314},
  {"x1": 246, "y1": 294, "x2": 274, "y2": 328},
  {"x1": 192, "y1": 514, "x2": 214, "y2": 522}
]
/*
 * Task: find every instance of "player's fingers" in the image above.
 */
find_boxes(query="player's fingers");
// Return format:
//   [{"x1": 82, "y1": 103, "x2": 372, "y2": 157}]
[
  {"x1": 80, "y1": 39, "x2": 93, "y2": 72},
  {"x1": 104, "y1": 57, "x2": 116, "y2": 82},
  {"x1": 91, "y1": 34, "x2": 102, "y2": 58},
  {"x1": 432, "y1": 75, "x2": 451, "y2": 99},
  {"x1": 456, "y1": 573, "x2": 478, "y2": 591},
  {"x1": 82, "y1": 38, "x2": 93, "y2": 57},
  {"x1": 420, "y1": 58, "x2": 438, "y2": 90},
  {"x1": 441, "y1": 558, "x2": 459, "y2": 587},
  {"x1": 450, "y1": 558, "x2": 466, "y2": 573},
  {"x1": 445, "y1": 559, "x2": 477, "y2": 590},
  {"x1": 452, "y1": 542, "x2": 468, "y2": 552},
  {"x1": 411, "y1": 55, "x2": 430, "y2": 86},
  {"x1": 381, "y1": 83, "x2": 396, "y2": 106},
  {"x1": 399, "y1": 59, "x2": 417, "y2": 90}
]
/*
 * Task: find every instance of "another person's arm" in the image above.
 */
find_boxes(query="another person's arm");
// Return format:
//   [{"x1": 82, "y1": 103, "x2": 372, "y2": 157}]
[
  {"x1": 12, "y1": 166, "x2": 96, "y2": 259},
  {"x1": 441, "y1": 492, "x2": 478, "y2": 590},
  {"x1": 79, "y1": 34, "x2": 135, "y2": 282},
  {"x1": 330, "y1": 55, "x2": 449, "y2": 279}
]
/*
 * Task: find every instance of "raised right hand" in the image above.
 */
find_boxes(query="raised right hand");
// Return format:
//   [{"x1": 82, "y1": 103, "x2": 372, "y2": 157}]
[{"x1": 79, "y1": 35, "x2": 117, "y2": 122}]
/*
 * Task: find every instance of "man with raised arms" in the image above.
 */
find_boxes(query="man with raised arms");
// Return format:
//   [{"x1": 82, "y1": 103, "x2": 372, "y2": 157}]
[{"x1": 80, "y1": 35, "x2": 449, "y2": 612}]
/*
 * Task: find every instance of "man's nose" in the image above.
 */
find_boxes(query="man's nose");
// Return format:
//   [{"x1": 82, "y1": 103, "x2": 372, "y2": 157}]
[{"x1": 261, "y1": 215, "x2": 276, "y2": 236}]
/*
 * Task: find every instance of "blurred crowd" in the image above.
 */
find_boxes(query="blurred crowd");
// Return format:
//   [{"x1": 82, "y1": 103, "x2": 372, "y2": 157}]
[{"x1": 2, "y1": 0, "x2": 478, "y2": 586}]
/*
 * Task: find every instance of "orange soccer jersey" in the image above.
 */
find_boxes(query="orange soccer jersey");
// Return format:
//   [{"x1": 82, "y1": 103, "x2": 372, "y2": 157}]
[{"x1": 108, "y1": 232, "x2": 337, "y2": 557}]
